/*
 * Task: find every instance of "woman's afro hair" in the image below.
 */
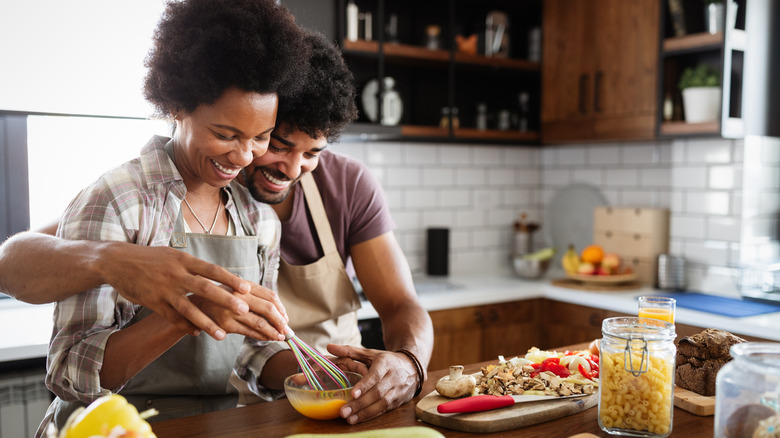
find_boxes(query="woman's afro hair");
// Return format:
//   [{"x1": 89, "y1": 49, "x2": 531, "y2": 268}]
[
  {"x1": 143, "y1": 0, "x2": 310, "y2": 117},
  {"x1": 276, "y1": 31, "x2": 358, "y2": 143}
]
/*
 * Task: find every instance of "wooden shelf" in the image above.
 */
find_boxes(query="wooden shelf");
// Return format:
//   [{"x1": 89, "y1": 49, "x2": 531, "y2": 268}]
[
  {"x1": 398, "y1": 125, "x2": 539, "y2": 142},
  {"x1": 343, "y1": 39, "x2": 539, "y2": 71},
  {"x1": 660, "y1": 120, "x2": 719, "y2": 136},
  {"x1": 454, "y1": 128, "x2": 540, "y2": 142},
  {"x1": 663, "y1": 32, "x2": 723, "y2": 54}
]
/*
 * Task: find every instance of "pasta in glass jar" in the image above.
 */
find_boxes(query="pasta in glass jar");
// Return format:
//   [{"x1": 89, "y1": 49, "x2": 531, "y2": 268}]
[{"x1": 599, "y1": 317, "x2": 676, "y2": 437}]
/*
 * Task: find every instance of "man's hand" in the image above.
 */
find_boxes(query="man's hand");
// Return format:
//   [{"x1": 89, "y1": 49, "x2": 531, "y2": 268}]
[
  {"x1": 99, "y1": 242, "x2": 259, "y2": 339},
  {"x1": 190, "y1": 282, "x2": 290, "y2": 341},
  {"x1": 327, "y1": 344, "x2": 418, "y2": 424}
]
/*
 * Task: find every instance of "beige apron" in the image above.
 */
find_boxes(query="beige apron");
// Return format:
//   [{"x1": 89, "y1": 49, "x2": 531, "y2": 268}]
[
  {"x1": 277, "y1": 172, "x2": 362, "y2": 354},
  {"x1": 52, "y1": 191, "x2": 268, "y2": 426}
]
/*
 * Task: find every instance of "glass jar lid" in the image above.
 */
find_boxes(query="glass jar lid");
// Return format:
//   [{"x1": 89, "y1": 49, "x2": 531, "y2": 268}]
[{"x1": 601, "y1": 317, "x2": 676, "y2": 341}]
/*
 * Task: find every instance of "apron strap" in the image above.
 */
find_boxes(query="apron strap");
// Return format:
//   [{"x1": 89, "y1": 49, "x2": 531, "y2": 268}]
[{"x1": 300, "y1": 172, "x2": 340, "y2": 258}]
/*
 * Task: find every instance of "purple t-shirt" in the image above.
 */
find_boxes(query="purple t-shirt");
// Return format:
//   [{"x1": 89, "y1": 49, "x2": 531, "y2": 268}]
[{"x1": 279, "y1": 149, "x2": 395, "y2": 266}]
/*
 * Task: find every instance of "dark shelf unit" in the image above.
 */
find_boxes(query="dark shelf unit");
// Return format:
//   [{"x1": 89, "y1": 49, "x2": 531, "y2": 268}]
[
  {"x1": 336, "y1": 0, "x2": 542, "y2": 144},
  {"x1": 657, "y1": 0, "x2": 747, "y2": 138}
]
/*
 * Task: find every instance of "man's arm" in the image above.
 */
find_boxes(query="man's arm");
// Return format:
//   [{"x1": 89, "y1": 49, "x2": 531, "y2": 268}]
[
  {"x1": 327, "y1": 231, "x2": 434, "y2": 424},
  {"x1": 0, "y1": 231, "x2": 269, "y2": 339}
]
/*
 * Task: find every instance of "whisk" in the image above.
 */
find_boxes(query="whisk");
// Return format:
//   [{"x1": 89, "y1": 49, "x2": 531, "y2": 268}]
[{"x1": 286, "y1": 333, "x2": 351, "y2": 390}]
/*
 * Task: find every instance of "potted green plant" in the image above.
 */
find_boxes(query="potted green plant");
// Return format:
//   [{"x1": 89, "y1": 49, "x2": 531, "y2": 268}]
[{"x1": 678, "y1": 64, "x2": 721, "y2": 123}]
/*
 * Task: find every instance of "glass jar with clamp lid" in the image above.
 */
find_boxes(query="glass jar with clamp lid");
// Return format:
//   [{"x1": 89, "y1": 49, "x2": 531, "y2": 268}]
[{"x1": 599, "y1": 317, "x2": 676, "y2": 437}]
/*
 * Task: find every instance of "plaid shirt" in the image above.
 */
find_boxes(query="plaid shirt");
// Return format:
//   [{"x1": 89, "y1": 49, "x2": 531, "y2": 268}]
[{"x1": 46, "y1": 136, "x2": 281, "y2": 404}]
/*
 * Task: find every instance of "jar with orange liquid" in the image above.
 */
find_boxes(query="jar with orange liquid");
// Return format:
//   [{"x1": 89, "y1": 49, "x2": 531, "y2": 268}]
[{"x1": 637, "y1": 296, "x2": 676, "y2": 324}]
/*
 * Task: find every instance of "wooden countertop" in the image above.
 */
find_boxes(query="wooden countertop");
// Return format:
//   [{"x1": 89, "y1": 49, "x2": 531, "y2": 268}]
[{"x1": 151, "y1": 344, "x2": 714, "y2": 438}]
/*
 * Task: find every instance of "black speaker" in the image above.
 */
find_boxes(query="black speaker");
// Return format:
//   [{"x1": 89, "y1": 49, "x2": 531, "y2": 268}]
[{"x1": 426, "y1": 228, "x2": 449, "y2": 276}]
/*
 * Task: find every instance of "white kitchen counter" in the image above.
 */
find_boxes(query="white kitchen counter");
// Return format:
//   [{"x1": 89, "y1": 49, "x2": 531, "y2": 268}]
[{"x1": 3, "y1": 270, "x2": 780, "y2": 363}]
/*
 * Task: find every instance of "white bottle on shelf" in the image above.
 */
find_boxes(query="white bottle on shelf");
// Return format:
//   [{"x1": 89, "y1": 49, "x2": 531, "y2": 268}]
[{"x1": 346, "y1": 1, "x2": 359, "y2": 42}]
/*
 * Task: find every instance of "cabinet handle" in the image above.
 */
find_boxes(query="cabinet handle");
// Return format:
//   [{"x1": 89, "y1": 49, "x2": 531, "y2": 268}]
[
  {"x1": 487, "y1": 308, "x2": 499, "y2": 323},
  {"x1": 579, "y1": 74, "x2": 588, "y2": 114},
  {"x1": 474, "y1": 310, "x2": 483, "y2": 325},
  {"x1": 594, "y1": 71, "x2": 603, "y2": 112}
]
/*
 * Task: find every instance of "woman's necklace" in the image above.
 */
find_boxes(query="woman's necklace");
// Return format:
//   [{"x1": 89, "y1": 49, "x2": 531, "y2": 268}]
[{"x1": 182, "y1": 191, "x2": 222, "y2": 234}]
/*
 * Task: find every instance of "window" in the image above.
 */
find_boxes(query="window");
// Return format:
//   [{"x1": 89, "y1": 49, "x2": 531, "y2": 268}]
[{"x1": 26, "y1": 116, "x2": 170, "y2": 230}]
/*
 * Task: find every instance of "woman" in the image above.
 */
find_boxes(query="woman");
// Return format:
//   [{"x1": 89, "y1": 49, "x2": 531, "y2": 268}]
[{"x1": 37, "y1": 0, "x2": 309, "y2": 433}]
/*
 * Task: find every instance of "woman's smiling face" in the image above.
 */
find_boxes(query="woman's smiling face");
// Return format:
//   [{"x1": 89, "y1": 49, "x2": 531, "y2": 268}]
[{"x1": 173, "y1": 87, "x2": 278, "y2": 191}]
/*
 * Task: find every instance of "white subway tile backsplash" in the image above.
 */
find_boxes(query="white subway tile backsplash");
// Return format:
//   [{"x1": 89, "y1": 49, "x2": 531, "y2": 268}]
[
  {"x1": 488, "y1": 168, "x2": 515, "y2": 185},
  {"x1": 684, "y1": 240, "x2": 730, "y2": 266},
  {"x1": 366, "y1": 142, "x2": 403, "y2": 165},
  {"x1": 685, "y1": 191, "x2": 730, "y2": 215},
  {"x1": 639, "y1": 168, "x2": 672, "y2": 187},
  {"x1": 622, "y1": 144, "x2": 657, "y2": 164},
  {"x1": 619, "y1": 189, "x2": 659, "y2": 207},
  {"x1": 708, "y1": 166, "x2": 738, "y2": 189},
  {"x1": 342, "y1": 136, "x2": 766, "y2": 295},
  {"x1": 473, "y1": 189, "x2": 501, "y2": 208},
  {"x1": 588, "y1": 145, "x2": 621, "y2": 165},
  {"x1": 671, "y1": 166, "x2": 708, "y2": 188},
  {"x1": 672, "y1": 216, "x2": 706, "y2": 239},
  {"x1": 687, "y1": 138, "x2": 732, "y2": 163},
  {"x1": 422, "y1": 168, "x2": 454, "y2": 186},
  {"x1": 571, "y1": 169, "x2": 602, "y2": 186},
  {"x1": 557, "y1": 146, "x2": 587, "y2": 166},
  {"x1": 422, "y1": 210, "x2": 455, "y2": 228},
  {"x1": 502, "y1": 188, "x2": 534, "y2": 205},
  {"x1": 604, "y1": 169, "x2": 639, "y2": 186},
  {"x1": 439, "y1": 189, "x2": 471, "y2": 208},
  {"x1": 515, "y1": 168, "x2": 540, "y2": 185},
  {"x1": 385, "y1": 167, "x2": 420, "y2": 187},
  {"x1": 439, "y1": 144, "x2": 472, "y2": 165},
  {"x1": 455, "y1": 210, "x2": 487, "y2": 228},
  {"x1": 332, "y1": 141, "x2": 365, "y2": 160},
  {"x1": 391, "y1": 211, "x2": 420, "y2": 231},
  {"x1": 456, "y1": 168, "x2": 488, "y2": 186},
  {"x1": 472, "y1": 146, "x2": 503, "y2": 165},
  {"x1": 403, "y1": 143, "x2": 438, "y2": 164},
  {"x1": 708, "y1": 217, "x2": 741, "y2": 242},
  {"x1": 541, "y1": 169, "x2": 571, "y2": 187},
  {"x1": 505, "y1": 147, "x2": 539, "y2": 165},
  {"x1": 404, "y1": 188, "x2": 437, "y2": 209}
]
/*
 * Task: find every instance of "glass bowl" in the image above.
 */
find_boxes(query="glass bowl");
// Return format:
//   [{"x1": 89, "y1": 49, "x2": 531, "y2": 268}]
[
  {"x1": 284, "y1": 370, "x2": 362, "y2": 420},
  {"x1": 513, "y1": 256, "x2": 551, "y2": 279}
]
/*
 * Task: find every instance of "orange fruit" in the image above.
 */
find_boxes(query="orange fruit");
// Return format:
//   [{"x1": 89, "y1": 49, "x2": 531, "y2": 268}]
[{"x1": 581, "y1": 244, "x2": 605, "y2": 264}]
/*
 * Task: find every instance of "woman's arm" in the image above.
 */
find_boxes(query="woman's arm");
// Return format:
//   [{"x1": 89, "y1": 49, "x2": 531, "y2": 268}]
[{"x1": 0, "y1": 230, "x2": 265, "y2": 339}]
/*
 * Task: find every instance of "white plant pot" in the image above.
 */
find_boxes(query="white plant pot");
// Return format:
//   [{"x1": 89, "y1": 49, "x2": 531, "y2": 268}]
[{"x1": 681, "y1": 87, "x2": 721, "y2": 123}]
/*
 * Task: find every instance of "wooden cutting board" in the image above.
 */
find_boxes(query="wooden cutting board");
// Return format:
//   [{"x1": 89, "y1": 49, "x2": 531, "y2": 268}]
[
  {"x1": 674, "y1": 385, "x2": 715, "y2": 416},
  {"x1": 415, "y1": 391, "x2": 598, "y2": 433}
]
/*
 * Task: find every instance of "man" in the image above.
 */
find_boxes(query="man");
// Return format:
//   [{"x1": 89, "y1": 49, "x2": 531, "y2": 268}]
[{"x1": 0, "y1": 31, "x2": 432, "y2": 425}]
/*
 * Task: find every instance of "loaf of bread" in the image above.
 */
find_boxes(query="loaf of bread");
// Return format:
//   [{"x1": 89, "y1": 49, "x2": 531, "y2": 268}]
[{"x1": 675, "y1": 328, "x2": 746, "y2": 396}]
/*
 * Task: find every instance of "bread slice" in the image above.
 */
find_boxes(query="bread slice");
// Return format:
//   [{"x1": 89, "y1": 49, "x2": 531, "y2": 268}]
[{"x1": 675, "y1": 329, "x2": 746, "y2": 396}]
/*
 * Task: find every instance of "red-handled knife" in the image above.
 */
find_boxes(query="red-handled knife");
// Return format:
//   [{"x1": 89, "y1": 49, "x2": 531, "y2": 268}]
[{"x1": 437, "y1": 393, "x2": 588, "y2": 414}]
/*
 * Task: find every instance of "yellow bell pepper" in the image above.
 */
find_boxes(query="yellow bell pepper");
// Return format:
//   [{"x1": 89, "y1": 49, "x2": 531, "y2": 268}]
[{"x1": 60, "y1": 394, "x2": 157, "y2": 438}]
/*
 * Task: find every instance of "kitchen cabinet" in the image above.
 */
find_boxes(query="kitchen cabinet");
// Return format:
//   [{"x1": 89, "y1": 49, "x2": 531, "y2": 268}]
[
  {"x1": 428, "y1": 298, "x2": 773, "y2": 370},
  {"x1": 289, "y1": 0, "x2": 543, "y2": 144},
  {"x1": 541, "y1": 0, "x2": 660, "y2": 143},
  {"x1": 427, "y1": 299, "x2": 541, "y2": 371}
]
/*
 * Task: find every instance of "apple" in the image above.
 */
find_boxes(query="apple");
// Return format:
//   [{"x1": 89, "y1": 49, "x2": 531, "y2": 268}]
[
  {"x1": 596, "y1": 266, "x2": 612, "y2": 275},
  {"x1": 577, "y1": 261, "x2": 596, "y2": 275},
  {"x1": 601, "y1": 253, "x2": 621, "y2": 273}
]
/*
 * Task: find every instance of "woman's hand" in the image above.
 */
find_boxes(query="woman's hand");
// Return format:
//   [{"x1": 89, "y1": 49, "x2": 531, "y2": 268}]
[
  {"x1": 327, "y1": 344, "x2": 418, "y2": 424},
  {"x1": 99, "y1": 242, "x2": 257, "y2": 339},
  {"x1": 190, "y1": 283, "x2": 290, "y2": 341}
]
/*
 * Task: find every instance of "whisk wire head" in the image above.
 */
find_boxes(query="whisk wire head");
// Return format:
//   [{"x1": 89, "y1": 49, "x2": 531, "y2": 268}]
[{"x1": 287, "y1": 334, "x2": 350, "y2": 391}]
